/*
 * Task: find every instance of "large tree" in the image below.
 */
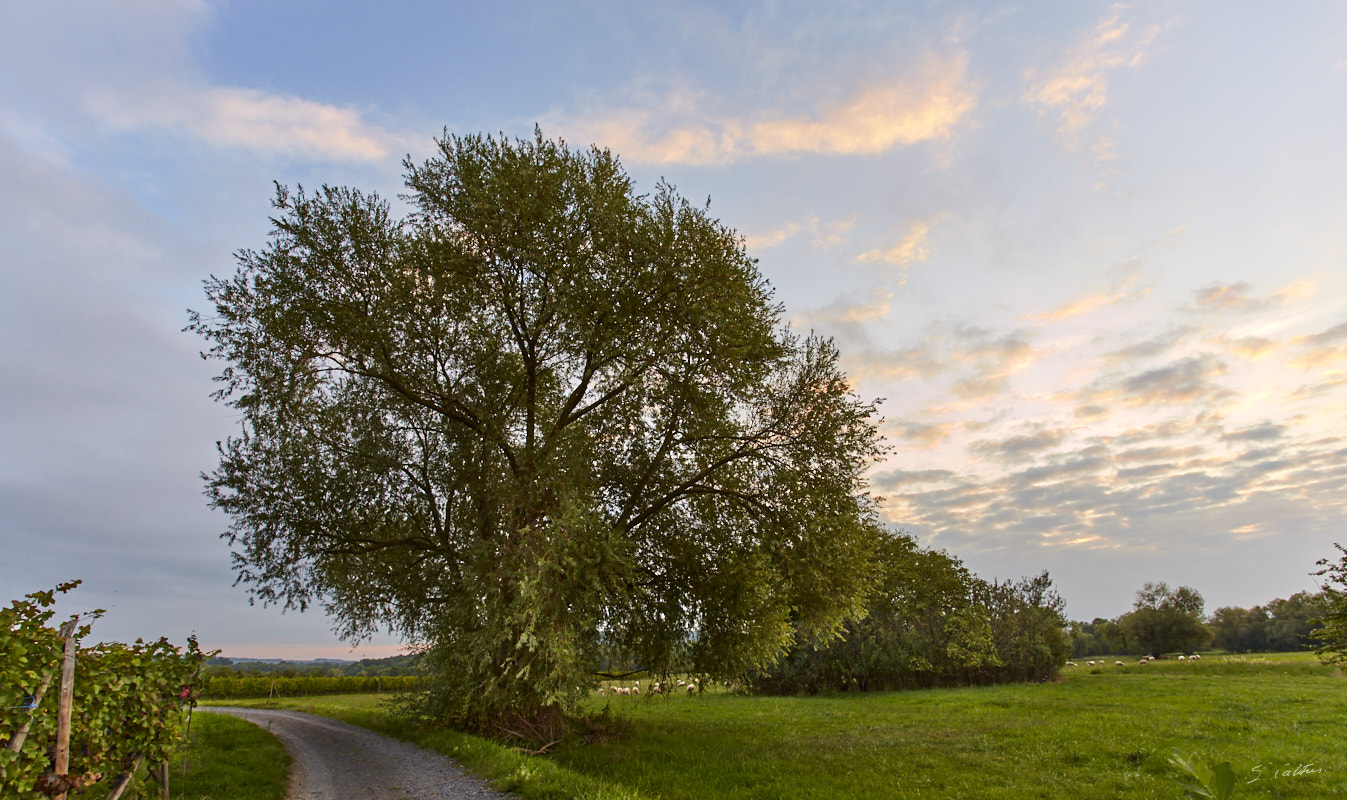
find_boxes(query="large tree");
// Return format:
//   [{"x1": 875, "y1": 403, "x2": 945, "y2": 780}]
[
  {"x1": 1118, "y1": 581, "x2": 1211, "y2": 656},
  {"x1": 189, "y1": 130, "x2": 886, "y2": 735}
]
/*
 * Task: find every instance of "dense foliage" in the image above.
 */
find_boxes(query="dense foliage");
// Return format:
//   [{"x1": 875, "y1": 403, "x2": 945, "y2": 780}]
[
  {"x1": 1071, "y1": 585, "x2": 1327, "y2": 657},
  {"x1": 748, "y1": 533, "x2": 1070, "y2": 694},
  {"x1": 1, "y1": 583, "x2": 209, "y2": 799},
  {"x1": 1311, "y1": 542, "x2": 1347, "y2": 665},
  {"x1": 1208, "y1": 591, "x2": 1324, "y2": 653},
  {"x1": 1068, "y1": 582, "x2": 1210, "y2": 657},
  {"x1": 1117, "y1": 582, "x2": 1211, "y2": 656},
  {"x1": 190, "y1": 129, "x2": 886, "y2": 736}
]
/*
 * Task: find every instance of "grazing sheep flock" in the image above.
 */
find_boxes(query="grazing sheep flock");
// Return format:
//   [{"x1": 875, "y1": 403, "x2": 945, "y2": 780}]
[
  {"x1": 599, "y1": 678, "x2": 711, "y2": 697},
  {"x1": 1071, "y1": 654, "x2": 1202, "y2": 670},
  {"x1": 600, "y1": 654, "x2": 1209, "y2": 698}
]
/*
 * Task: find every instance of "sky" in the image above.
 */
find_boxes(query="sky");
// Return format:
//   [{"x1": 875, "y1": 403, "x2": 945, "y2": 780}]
[{"x1": 2, "y1": 1, "x2": 1346, "y2": 659}]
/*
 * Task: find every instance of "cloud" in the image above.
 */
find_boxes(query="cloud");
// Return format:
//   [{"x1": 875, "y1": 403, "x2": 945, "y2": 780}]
[
  {"x1": 1, "y1": 2, "x2": 406, "y2": 165},
  {"x1": 792, "y1": 288, "x2": 895, "y2": 345},
  {"x1": 1289, "y1": 320, "x2": 1347, "y2": 369},
  {"x1": 970, "y1": 428, "x2": 1067, "y2": 463},
  {"x1": 1289, "y1": 374, "x2": 1347, "y2": 401},
  {"x1": 884, "y1": 432, "x2": 1347, "y2": 564},
  {"x1": 843, "y1": 344, "x2": 945, "y2": 383},
  {"x1": 1292, "y1": 320, "x2": 1347, "y2": 347},
  {"x1": 1101, "y1": 327, "x2": 1197, "y2": 366},
  {"x1": 1033, "y1": 290, "x2": 1121, "y2": 323},
  {"x1": 871, "y1": 468, "x2": 960, "y2": 489},
  {"x1": 1291, "y1": 346, "x2": 1347, "y2": 370},
  {"x1": 882, "y1": 420, "x2": 958, "y2": 450},
  {"x1": 1120, "y1": 355, "x2": 1230, "y2": 405},
  {"x1": 554, "y1": 54, "x2": 976, "y2": 165},
  {"x1": 1029, "y1": 263, "x2": 1148, "y2": 323},
  {"x1": 1075, "y1": 404, "x2": 1110, "y2": 420},
  {"x1": 744, "y1": 222, "x2": 802, "y2": 251},
  {"x1": 947, "y1": 332, "x2": 1040, "y2": 399},
  {"x1": 95, "y1": 86, "x2": 403, "y2": 162},
  {"x1": 1221, "y1": 422, "x2": 1287, "y2": 443},
  {"x1": 745, "y1": 216, "x2": 856, "y2": 251},
  {"x1": 856, "y1": 214, "x2": 946, "y2": 271},
  {"x1": 1023, "y1": 6, "x2": 1174, "y2": 163},
  {"x1": 1115, "y1": 445, "x2": 1207, "y2": 464},
  {"x1": 1216, "y1": 335, "x2": 1278, "y2": 361},
  {"x1": 1189, "y1": 281, "x2": 1315, "y2": 314},
  {"x1": 1082, "y1": 354, "x2": 1231, "y2": 408},
  {"x1": 747, "y1": 64, "x2": 975, "y2": 156}
]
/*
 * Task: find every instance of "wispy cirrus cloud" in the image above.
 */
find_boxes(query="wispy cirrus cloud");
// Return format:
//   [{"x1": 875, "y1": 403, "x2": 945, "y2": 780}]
[
  {"x1": 947, "y1": 330, "x2": 1041, "y2": 400},
  {"x1": 1028, "y1": 265, "x2": 1149, "y2": 323},
  {"x1": 882, "y1": 420, "x2": 960, "y2": 450},
  {"x1": 1211, "y1": 335, "x2": 1278, "y2": 362},
  {"x1": 842, "y1": 343, "x2": 946, "y2": 383},
  {"x1": 553, "y1": 53, "x2": 976, "y2": 165},
  {"x1": 856, "y1": 214, "x2": 947, "y2": 273},
  {"x1": 1023, "y1": 5, "x2": 1175, "y2": 165},
  {"x1": 745, "y1": 216, "x2": 856, "y2": 251},
  {"x1": 95, "y1": 86, "x2": 406, "y2": 162},
  {"x1": 1288, "y1": 319, "x2": 1347, "y2": 369},
  {"x1": 1188, "y1": 281, "x2": 1315, "y2": 314}
]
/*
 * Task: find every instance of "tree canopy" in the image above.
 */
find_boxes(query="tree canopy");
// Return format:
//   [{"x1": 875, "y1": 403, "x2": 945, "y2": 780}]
[
  {"x1": 1117, "y1": 581, "x2": 1211, "y2": 656},
  {"x1": 1311, "y1": 543, "x2": 1347, "y2": 665},
  {"x1": 189, "y1": 130, "x2": 887, "y2": 735},
  {"x1": 748, "y1": 533, "x2": 1070, "y2": 694}
]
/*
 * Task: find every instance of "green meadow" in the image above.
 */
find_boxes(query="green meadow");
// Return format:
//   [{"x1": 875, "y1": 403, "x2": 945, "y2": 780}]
[{"x1": 209, "y1": 652, "x2": 1344, "y2": 799}]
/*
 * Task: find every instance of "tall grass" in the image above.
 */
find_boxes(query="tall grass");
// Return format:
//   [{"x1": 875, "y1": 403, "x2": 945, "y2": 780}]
[{"x1": 171, "y1": 711, "x2": 291, "y2": 800}]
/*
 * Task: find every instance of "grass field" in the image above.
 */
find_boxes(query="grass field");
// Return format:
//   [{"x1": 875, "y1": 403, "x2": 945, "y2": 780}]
[
  {"x1": 169, "y1": 710, "x2": 292, "y2": 800},
  {"x1": 213, "y1": 652, "x2": 1345, "y2": 799}
]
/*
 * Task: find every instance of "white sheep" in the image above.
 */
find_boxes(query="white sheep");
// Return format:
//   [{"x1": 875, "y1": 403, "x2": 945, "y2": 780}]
[
  {"x1": 1115, "y1": 660, "x2": 1124, "y2": 666},
  {"x1": 1178, "y1": 655, "x2": 1186, "y2": 661},
  {"x1": 1190, "y1": 654, "x2": 1201, "y2": 660},
  {"x1": 1087, "y1": 660, "x2": 1096, "y2": 666}
]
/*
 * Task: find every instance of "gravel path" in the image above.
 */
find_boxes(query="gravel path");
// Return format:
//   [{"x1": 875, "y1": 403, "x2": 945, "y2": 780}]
[{"x1": 202, "y1": 707, "x2": 516, "y2": 800}]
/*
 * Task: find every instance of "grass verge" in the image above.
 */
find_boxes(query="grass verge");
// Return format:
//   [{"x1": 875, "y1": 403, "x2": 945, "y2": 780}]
[{"x1": 169, "y1": 710, "x2": 291, "y2": 800}]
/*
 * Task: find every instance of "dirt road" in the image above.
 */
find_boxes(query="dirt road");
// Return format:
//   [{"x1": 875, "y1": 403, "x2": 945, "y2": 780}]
[{"x1": 203, "y1": 707, "x2": 515, "y2": 800}]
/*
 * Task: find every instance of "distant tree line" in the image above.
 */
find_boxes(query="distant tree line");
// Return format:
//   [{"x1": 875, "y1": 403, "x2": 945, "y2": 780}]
[
  {"x1": 750, "y1": 533, "x2": 1072, "y2": 694},
  {"x1": 1068, "y1": 584, "x2": 1329, "y2": 657},
  {"x1": 203, "y1": 653, "x2": 421, "y2": 679},
  {"x1": 1209, "y1": 592, "x2": 1326, "y2": 653},
  {"x1": 199, "y1": 674, "x2": 420, "y2": 699}
]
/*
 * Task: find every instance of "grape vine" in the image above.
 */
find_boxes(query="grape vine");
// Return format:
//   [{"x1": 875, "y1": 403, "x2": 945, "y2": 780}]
[{"x1": 1, "y1": 582, "x2": 213, "y2": 799}]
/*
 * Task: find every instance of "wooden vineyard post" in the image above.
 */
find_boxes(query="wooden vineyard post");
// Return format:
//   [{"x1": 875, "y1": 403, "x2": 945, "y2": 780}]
[{"x1": 53, "y1": 617, "x2": 78, "y2": 800}]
